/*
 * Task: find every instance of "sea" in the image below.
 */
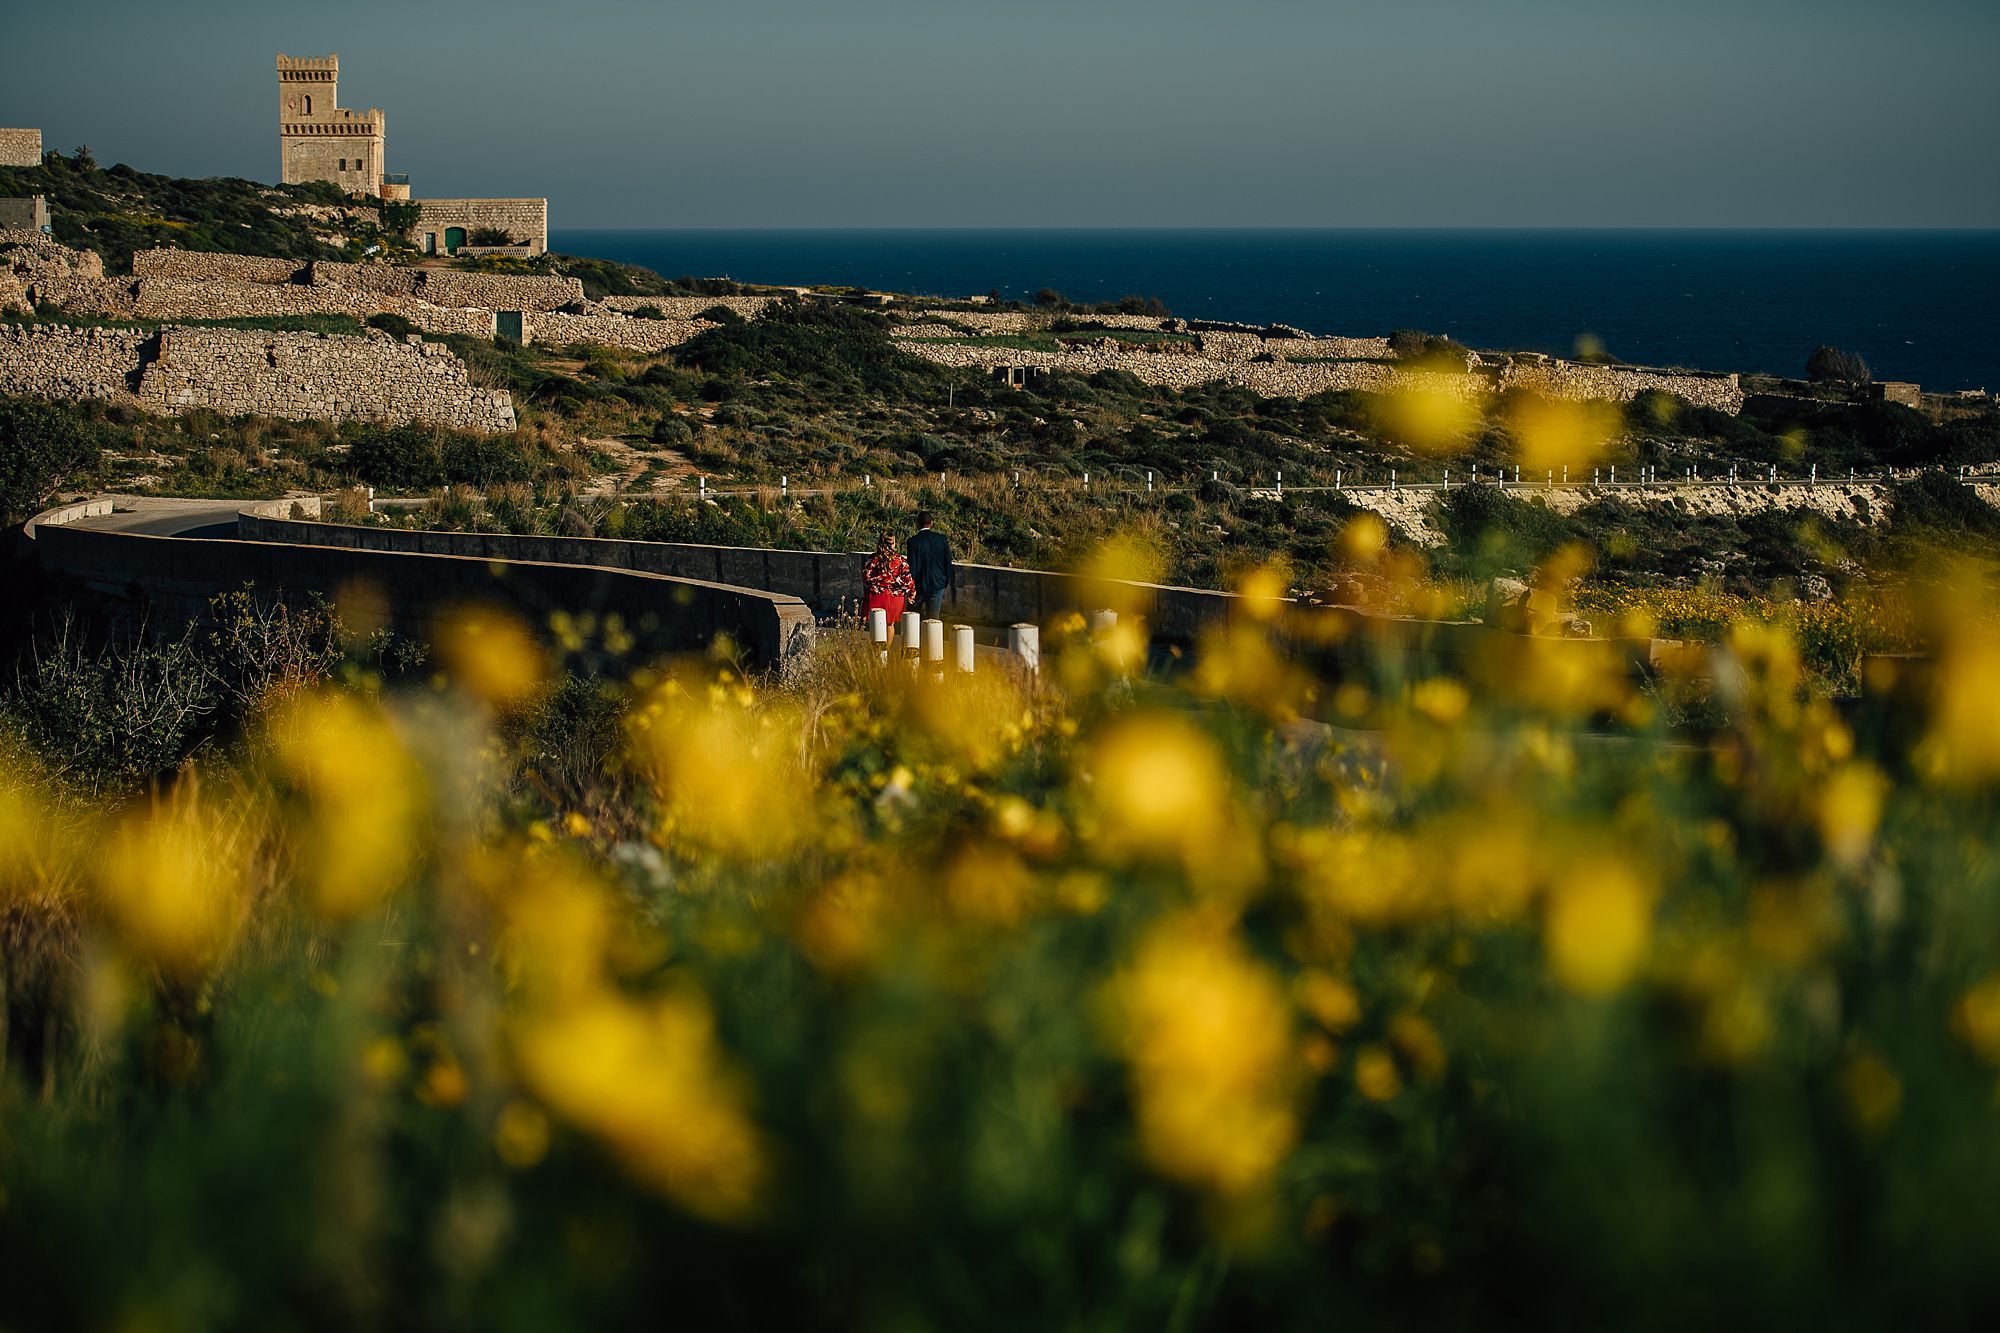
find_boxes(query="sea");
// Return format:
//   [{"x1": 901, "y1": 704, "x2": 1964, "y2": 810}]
[{"x1": 553, "y1": 229, "x2": 2000, "y2": 393}]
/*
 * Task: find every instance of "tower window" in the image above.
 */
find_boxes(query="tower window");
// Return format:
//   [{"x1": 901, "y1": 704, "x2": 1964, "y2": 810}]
[
  {"x1": 303, "y1": 95, "x2": 313, "y2": 115},
  {"x1": 338, "y1": 158, "x2": 347, "y2": 171}
]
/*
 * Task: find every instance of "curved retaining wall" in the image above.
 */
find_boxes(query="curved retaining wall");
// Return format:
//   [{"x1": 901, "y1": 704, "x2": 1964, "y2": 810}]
[
  {"x1": 233, "y1": 516, "x2": 1251, "y2": 645},
  {"x1": 30, "y1": 505, "x2": 815, "y2": 672}
]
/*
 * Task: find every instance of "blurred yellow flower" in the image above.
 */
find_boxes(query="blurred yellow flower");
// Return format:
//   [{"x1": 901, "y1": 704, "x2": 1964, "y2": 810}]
[
  {"x1": 1507, "y1": 394, "x2": 1621, "y2": 473},
  {"x1": 98, "y1": 796, "x2": 246, "y2": 974},
  {"x1": 1107, "y1": 915, "x2": 1297, "y2": 1197},
  {"x1": 1375, "y1": 381, "x2": 1479, "y2": 454},
  {"x1": 439, "y1": 608, "x2": 547, "y2": 708},
  {"x1": 513, "y1": 988, "x2": 767, "y2": 1223},
  {"x1": 268, "y1": 692, "x2": 426, "y2": 919},
  {"x1": 1952, "y1": 975, "x2": 2000, "y2": 1065},
  {"x1": 1543, "y1": 857, "x2": 1651, "y2": 996}
]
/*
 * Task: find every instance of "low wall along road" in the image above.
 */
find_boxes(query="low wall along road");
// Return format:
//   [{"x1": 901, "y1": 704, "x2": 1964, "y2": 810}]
[
  {"x1": 27, "y1": 498, "x2": 816, "y2": 673},
  {"x1": 25, "y1": 497, "x2": 1694, "y2": 698}
]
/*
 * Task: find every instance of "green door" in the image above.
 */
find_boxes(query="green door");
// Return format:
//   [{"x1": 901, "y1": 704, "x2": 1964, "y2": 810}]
[{"x1": 444, "y1": 226, "x2": 467, "y2": 254}]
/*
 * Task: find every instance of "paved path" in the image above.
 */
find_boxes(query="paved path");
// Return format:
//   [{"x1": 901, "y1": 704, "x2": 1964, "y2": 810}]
[{"x1": 67, "y1": 495, "x2": 261, "y2": 539}]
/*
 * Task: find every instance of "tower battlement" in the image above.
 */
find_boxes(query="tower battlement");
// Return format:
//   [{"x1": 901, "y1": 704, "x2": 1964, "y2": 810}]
[{"x1": 277, "y1": 52, "x2": 383, "y2": 196}]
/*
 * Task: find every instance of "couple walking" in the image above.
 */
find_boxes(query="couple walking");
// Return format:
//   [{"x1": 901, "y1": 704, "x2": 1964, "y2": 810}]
[{"x1": 864, "y1": 511, "x2": 954, "y2": 625}]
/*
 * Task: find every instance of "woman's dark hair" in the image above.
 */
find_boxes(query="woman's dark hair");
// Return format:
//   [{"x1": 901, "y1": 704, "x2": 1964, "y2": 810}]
[{"x1": 875, "y1": 529, "x2": 897, "y2": 555}]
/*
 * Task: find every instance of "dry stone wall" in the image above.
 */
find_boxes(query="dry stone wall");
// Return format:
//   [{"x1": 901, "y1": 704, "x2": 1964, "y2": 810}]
[
  {"x1": 131, "y1": 250, "x2": 305, "y2": 283},
  {"x1": 597, "y1": 295, "x2": 779, "y2": 318},
  {"x1": 417, "y1": 269, "x2": 581, "y2": 312},
  {"x1": 902, "y1": 335, "x2": 1743, "y2": 412},
  {"x1": 526, "y1": 311, "x2": 705, "y2": 353},
  {"x1": 0, "y1": 324, "x2": 149, "y2": 400},
  {"x1": 136, "y1": 328, "x2": 516, "y2": 431},
  {"x1": 0, "y1": 322, "x2": 515, "y2": 431}
]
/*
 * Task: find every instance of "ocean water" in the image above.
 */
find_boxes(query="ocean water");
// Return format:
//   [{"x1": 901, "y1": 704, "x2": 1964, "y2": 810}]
[{"x1": 553, "y1": 229, "x2": 2000, "y2": 392}]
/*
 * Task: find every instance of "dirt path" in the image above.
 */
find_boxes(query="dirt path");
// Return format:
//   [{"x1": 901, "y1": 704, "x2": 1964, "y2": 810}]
[{"x1": 576, "y1": 437, "x2": 696, "y2": 497}]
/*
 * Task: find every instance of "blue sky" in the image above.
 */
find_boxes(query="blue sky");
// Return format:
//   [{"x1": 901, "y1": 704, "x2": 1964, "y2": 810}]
[{"x1": 3, "y1": 0, "x2": 1996, "y2": 227}]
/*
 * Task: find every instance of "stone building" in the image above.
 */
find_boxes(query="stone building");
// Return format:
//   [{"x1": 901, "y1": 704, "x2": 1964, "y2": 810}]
[
  {"x1": 0, "y1": 196, "x2": 51, "y2": 233},
  {"x1": 413, "y1": 199, "x2": 549, "y2": 257},
  {"x1": 274, "y1": 53, "x2": 547, "y2": 253},
  {"x1": 277, "y1": 55, "x2": 385, "y2": 197},
  {"x1": 0, "y1": 129, "x2": 40, "y2": 168}
]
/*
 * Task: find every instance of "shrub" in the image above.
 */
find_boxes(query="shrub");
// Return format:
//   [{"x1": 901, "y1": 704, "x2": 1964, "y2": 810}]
[
  {"x1": 1807, "y1": 344, "x2": 1872, "y2": 385},
  {"x1": 366, "y1": 312, "x2": 418, "y2": 340},
  {"x1": 696, "y1": 305, "x2": 746, "y2": 326},
  {"x1": 0, "y1": 396, "x2": 98, "y2": 525}
]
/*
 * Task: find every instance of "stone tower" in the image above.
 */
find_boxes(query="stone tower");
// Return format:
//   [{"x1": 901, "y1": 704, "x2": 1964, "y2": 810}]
[{"x1": 277, "y1": 54, "x2": 386, "y2": 197}]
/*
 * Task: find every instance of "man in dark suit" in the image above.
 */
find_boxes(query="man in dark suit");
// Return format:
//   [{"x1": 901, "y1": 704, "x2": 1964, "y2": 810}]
[{"x1": 906, "y1": 511, "x2": 954, "y2": 621}]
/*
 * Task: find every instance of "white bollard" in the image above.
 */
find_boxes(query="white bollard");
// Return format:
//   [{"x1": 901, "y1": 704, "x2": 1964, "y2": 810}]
[
  {"x1": 1811, "y1": 463, "x2": 1817, "y2": 485},
  {"x1": 1610, "y1": 465, "x2": 1617, "y2": 485},
  {"x1": 781, "y1": 474, "x2": 788, "y2": 496},
  {"x1": 1275, "y1": 470, "x2": 1282, "y2": 496},
  {"x1": 922, "y1": 618, "x2": 945, "y2": 664},
  {"x1": 901, "y1": 610, "x2": 921, "y2": 653},
  {"x1": 1084, "y1": 472, "x2": 1090, "y2": 490},
  {"x1": 951, "y1": 624, "x2": 976, "y2": 674},
  {"x1": 1546, "y1": 470, "x2": 1553, "y2": 488},
  {"x1": 865, "y1": 474, "x2": 871, "y2": 488},
  {"x1": 1091, "y1": 608, "x2": 1118, "y2": 638},
  {"x1": 699, "y1": 475, "x2": 706, "y2": 497},
  {"x1": 1514, "y1": 466, "x2": 1521, "y2": 484},
  {"x1": 870, "y1": 607, "x2": 888, "y2": 644},
  {"x1": 1147, "y1": 470, "x2": 1154, "y2": 493},
  {"x1": 1444, "y1": 469, "x2": 1450, "y2": 489},
  {"x1": 1391, "y1": 468, "x2": 1397, "y2": 492},
  {"x1": 1335, "y1": 470, "x2": 1342, "y2": 489},
  {"x1": 1562, "y1": 465, "x2": 1568, "y2": 485},
  {"x1": 1009, "y1": 623, "x2": 1040, "y2": 675}
]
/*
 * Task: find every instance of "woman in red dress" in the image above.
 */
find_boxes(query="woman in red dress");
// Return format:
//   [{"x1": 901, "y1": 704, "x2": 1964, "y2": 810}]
[{"x1": 863, "y1": 528, "x2": 916, "y2": 630}]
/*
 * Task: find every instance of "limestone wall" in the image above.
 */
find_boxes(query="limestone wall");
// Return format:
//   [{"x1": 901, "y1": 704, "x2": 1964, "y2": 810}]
[
  {"x1": 597, "y1": 295, "x2": 780, "y2": 318},
  {"x1": 0, "y1": 324, "x2": 149, "y2": 400},
  {"x1": 136, "y1": 328, "x2": 516, "y2": 431},
  {"x1": 0, "y1": 129, "x2": 41, "y2": 168},
  {"x1": 903, "y1": 336, "x2": 1744, "y2": 412},
  {"x1": 0, "y1": 322, "x2": 515, "y2": 430},
  {"x1": 1497, "y1": 359, "x2": 1744, "y2": 413},
  {"x1": 21, "y1": 273, "x2": 497, "y2": 338},
  {"x1": 129, "y1": 249, "x2": 581, "y2": 311},
  {"x1": 417, "y1": 268, "x2": 581, "y2": 311},
  {"x1": 526, "y1": 311, "x2": 704, "y2": 353},
  {"x1": 131, "y1": 250, "x2": 306, "y2": 283}
]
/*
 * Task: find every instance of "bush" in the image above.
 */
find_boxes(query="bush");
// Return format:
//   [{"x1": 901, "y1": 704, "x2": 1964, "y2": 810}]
[
  {"x1": 366, "y1": 312, "x2": 418, "y2": 340},
  {"x1": 1807, "y1": 344, "x2": 1872, "y2": 385},
  {"x1": 696, "y1": 305, "x2": 746, "y2": 326},
  {"x1": 0, "y1": 396, "x2": 98, "y2": 525},
  {"x1": 1388, "y1": 329, "x2": 1473, "y2": 368}
]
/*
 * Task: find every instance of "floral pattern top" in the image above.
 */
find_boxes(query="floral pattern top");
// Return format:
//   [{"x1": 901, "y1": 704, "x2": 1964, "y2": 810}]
[{"x1": 864, "y1": 551, "x2": 916, "y2": 600}]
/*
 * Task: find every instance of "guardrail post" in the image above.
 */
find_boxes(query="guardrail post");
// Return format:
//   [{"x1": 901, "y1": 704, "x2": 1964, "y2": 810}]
[
  {"x1": 781, "y1": 475, "x2": 788, "y2": 497},
  {"x1": 1146, "y1": 470, "x2": 1153, "y2": 493},
  {"x1": 923, "y1": 618, "x2": 945, "y2": 664},
  {"x1": 1335, "y1": 470, "x2": 1342, "y2": 489},
  {"x1": 901, "y1": 610, "x2": 921, "y2": 657},
  {"x1": 951, "y1": 624, "x2": 975, "y2": 673},
  {"x1": 1009, "y1": 623, "x2": 1040, "y2": 675},
  {"x1": 1091, "y1": 609, "x2": 1118, "y2": 638},
  {"x1": 1391, "y1": 468, "x2": 1397, "y2": 492},
  {"x1": 1275, "y1": 471, "x2": 1282, "y2": 496}
]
